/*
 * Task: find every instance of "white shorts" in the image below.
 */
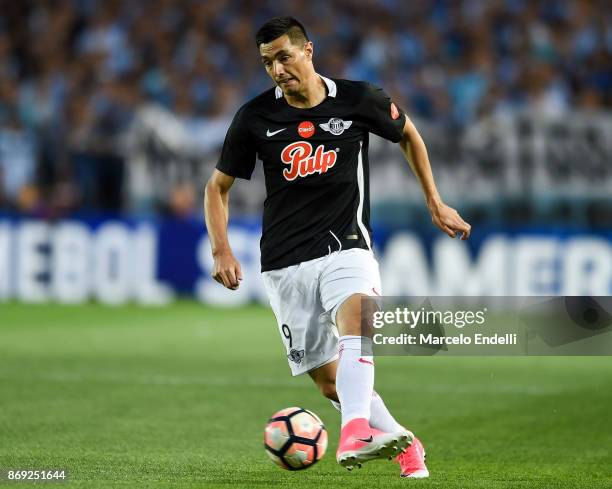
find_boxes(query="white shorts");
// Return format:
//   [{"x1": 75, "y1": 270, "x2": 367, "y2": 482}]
[{"x1": 262, "y1": 248, "x2": 382, "y2": 376}]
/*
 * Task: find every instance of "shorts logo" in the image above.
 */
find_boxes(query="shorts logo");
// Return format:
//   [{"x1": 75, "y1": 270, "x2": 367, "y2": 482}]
[
  {"x1": 281, "y1": 141, "x2": 337, "y2": 181},
  {"x1": 298, "y1": 121, "x2": 315, "y2": 138},
  {"x1": 320, "y1": 118, "x2": 353, "y2": 135},
  {"x1": 287, "y1": 348, "x2": 305, "y2": 364},
  {"x1": 390, "y1": 102, "x2": 400, "y2": 120}
]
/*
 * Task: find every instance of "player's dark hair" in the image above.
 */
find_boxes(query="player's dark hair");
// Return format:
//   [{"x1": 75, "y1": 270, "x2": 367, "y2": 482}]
[{"x1": 255, "y1": 16, "x2": 309, "y2": 48}]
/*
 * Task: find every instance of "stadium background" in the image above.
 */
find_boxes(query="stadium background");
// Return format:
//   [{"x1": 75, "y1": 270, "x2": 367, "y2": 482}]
[{"x1": 1, "y1": 1, "x2": 611, "y2": 488}]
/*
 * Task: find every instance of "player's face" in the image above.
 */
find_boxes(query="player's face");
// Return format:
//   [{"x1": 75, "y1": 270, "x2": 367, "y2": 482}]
[{"x1": 259, "y1": 34, "x2": 314, "y2": 96}]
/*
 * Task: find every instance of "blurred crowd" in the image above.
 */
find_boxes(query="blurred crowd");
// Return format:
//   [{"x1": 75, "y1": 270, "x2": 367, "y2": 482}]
[{"x1": 0, "y1": 0, "x2": 610, "y2": 217}]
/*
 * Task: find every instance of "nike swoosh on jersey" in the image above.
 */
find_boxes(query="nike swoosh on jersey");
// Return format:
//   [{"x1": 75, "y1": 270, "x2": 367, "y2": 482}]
[{"x1": 266, "y1": 128, "x2": 287, "y2": 137}]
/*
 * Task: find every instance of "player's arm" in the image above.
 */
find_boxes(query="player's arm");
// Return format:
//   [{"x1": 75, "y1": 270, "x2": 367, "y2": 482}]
[
  {"x1": 204, "y1": 169, "x2": 242, "y2": 290},
  {"x1": 399, "y1": 115, "x2": 471, "y2": 240}
]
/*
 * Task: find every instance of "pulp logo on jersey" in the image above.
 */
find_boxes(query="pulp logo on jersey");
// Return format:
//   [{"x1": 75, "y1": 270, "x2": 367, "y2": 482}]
[
  {"x1": 320, "y1": 117, "x2": 353, "y2": 135},
  {"x1": 390, "y1": 102, "x2": 400, "y2": 120},
  {"x1": 298, "y1": 121, "x2": 315, "y2": 138},
  {"x1": 281, "y1": 141, "x2": 337, "y2": 181}
]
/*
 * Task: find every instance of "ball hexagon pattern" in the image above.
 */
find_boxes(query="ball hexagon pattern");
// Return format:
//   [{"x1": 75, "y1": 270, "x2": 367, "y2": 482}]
[{"x1": 264, "y1": 407, "x2": 328, "y2": 470}]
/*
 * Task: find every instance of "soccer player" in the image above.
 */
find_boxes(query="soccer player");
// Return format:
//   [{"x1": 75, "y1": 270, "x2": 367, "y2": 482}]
[{"x1": 204, "y1": 16, "x2": 471, "y2": 478}]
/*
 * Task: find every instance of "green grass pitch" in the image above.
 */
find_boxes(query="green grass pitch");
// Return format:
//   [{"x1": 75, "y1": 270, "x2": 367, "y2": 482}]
[{"x1": 0, "y1": 301, "x2": 611, "y2": 488}]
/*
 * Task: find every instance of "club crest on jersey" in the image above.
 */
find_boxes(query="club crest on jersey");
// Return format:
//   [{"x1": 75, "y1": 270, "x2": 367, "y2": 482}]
[
  {"x1": 281, "y1": 141, "x2": 337, "y2": 181},
  {"x1": 287, "y1": 348, "x2": 305, "y2": 364},
  {"x1": 320, "y1": 117, "x2": 353, "y2": 135}
]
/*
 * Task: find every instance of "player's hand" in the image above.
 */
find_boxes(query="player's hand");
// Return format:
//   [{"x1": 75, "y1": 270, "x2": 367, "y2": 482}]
[
  {"x1": 211, "y1": 251, "x2": 243, "y2": 290},
  {"x1": 429, "y1": 201, "x2": 471, "y2": 240}
]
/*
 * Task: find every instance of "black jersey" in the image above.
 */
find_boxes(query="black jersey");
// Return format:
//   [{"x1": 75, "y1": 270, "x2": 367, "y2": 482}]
[{"x1": 216, "y1": 76, "x2": 406, "y2": 272}]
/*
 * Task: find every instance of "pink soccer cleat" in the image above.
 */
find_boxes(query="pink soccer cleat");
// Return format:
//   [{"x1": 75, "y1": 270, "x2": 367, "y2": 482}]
[
  {"x1": 397, "y1": 436, "x2": 429, "y2": 478},
  {"x1": 336, "y1": 418, "x2": 413, "y2": 470}
]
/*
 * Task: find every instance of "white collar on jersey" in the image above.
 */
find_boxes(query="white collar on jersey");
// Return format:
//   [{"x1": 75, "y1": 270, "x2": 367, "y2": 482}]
[{"x1": 275, "y1": 74, "x2": 337, "y2": 99}]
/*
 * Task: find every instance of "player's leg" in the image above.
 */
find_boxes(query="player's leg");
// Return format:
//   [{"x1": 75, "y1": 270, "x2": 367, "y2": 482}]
[
  {"x1": 333, "y1": 292, "x2": 412, "y2": 468},
  {"x1": 312, "y1": 363, "x2": 428, "y2": 479},
  {"x1": 335, "y1": 293, "x2": 376, "y2": 427},
  {"x1": 333, "y1": 294, "x2": 405, "y2": 431},
  {"x1": 308, "y1": 359, "x2": 339, "y2": 402},
  {"x1": 308, "y1": 359, "x2": 405, "y2": 432},
  {"x1": 307, "y1": 303, "x2": 427, "y2": 478},
  {"x1": 318, "y1": 248, "x2": 425, "y2": 472}
]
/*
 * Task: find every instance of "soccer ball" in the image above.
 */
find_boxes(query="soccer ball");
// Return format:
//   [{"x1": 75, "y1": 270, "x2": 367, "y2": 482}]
[{"x1": 264, "y1": 407, "x2": 328, "y2": 470}]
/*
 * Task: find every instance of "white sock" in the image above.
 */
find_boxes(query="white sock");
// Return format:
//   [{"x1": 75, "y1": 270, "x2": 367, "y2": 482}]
[
  {"x1": 331, "y1": 391, "x2": 405, "y2": 432},
  {"x1": 369, "y1": 391, "x2": 405, "y2": 432},
  {"x1": 336, "y1": 335, "x2": 374, "y2": 427}
]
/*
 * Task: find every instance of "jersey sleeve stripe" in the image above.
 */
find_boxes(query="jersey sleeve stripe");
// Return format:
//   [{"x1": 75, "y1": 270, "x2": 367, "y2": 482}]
[{"x1": 356, "y1": 140, "x2": 372, "y2": 252}]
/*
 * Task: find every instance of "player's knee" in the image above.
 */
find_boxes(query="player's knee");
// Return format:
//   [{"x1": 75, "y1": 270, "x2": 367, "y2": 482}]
[
  {"x1": 336, "y1": 293, "x2": 375, "y2": 337},
  {"x1": 338, "y1": 316, "x2": 361, "y2": 336}
]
